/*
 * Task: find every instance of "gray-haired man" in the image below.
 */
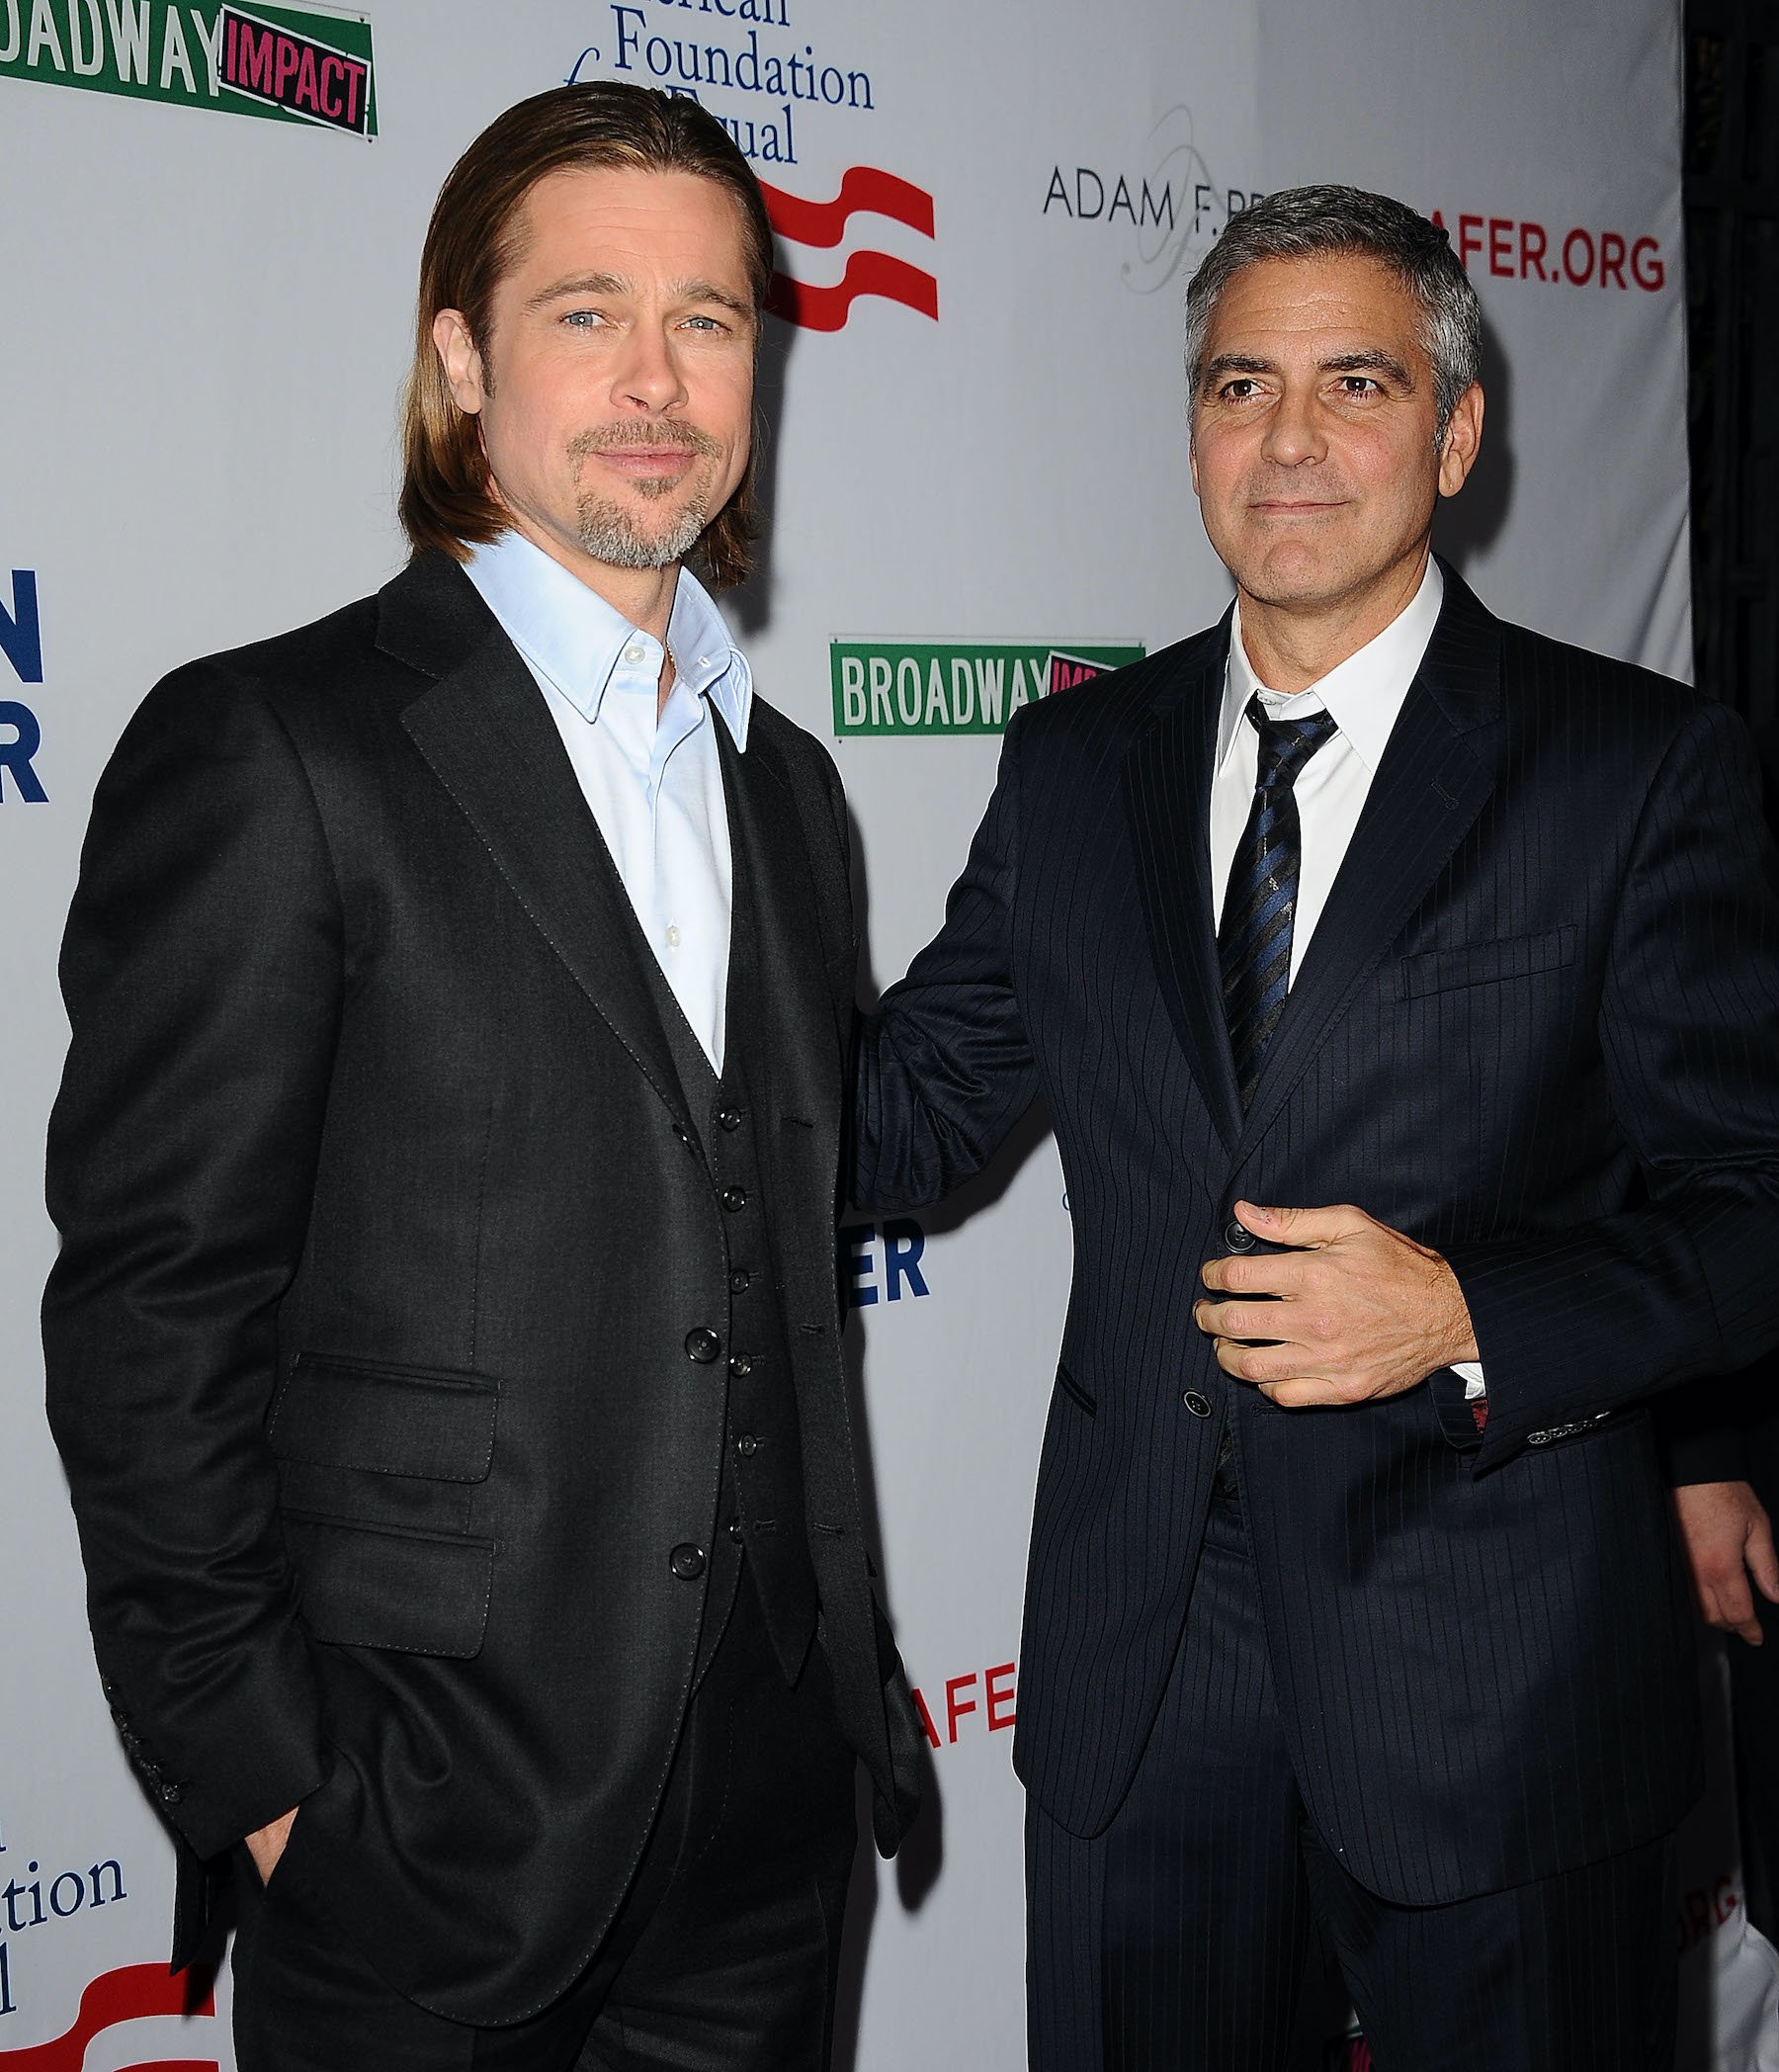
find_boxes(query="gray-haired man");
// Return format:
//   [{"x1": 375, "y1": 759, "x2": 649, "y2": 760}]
[{"x1": 850, "y1": 186, "x2": 1779, "y2": 2067}]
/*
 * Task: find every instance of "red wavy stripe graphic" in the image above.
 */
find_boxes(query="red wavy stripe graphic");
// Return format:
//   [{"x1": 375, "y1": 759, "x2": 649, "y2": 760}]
[
  {"x1": 0, "y1": 1962, "x2": 215, "y2": 2070},
  {"x1": 767, "y1": 251, "x2": 938, "y2": 332},
  {"x1": 758, "y1": 166, "x2": 934, "y2": 249}
]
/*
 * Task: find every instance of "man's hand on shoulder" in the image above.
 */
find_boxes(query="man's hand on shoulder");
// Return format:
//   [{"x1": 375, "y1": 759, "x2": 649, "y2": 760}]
[
  {"x1": 1195, "y1": 1200, "x2": 1480, "y2": 1407},
  {"x1": 1672, "y1": 1480, "x2": 1779, "y2": 1646},
  {"x1": 244, "y1": 1805, "x2": 299, "y2": 1887}
]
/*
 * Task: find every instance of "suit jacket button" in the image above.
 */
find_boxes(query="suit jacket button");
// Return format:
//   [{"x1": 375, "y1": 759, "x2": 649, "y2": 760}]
[
  {"x1": 1527, "y1": 1430, "x2": 1550, "y2": 1445},
  {"x1": 1182, "y1": 1389, "x2": 1213, "y2": 1418},
  {"x1": 1224, "y1": 1220, "x2": 1255, "y2": 1252},
  {"x1": 669, "y1": 1543, "x2": 707, "y2": 1580},
  {"x1": 157, "y1": 1780, "x2": 185, "y2": 1806},
  {"x1": 685, "y1": 1328, "x2": 721, "y2": 1364},
  {"x1": 721, "y1": 1185, "x2": 748, "y2": 1212},
  {"x1": 717, "y1": 1106, "x2": 743, "y2": 1132}
]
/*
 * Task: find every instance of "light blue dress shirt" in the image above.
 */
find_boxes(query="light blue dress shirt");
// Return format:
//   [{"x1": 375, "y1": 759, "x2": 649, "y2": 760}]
[{"x1": 465, "y1": 529, "x2": 753, "y2": 1072}]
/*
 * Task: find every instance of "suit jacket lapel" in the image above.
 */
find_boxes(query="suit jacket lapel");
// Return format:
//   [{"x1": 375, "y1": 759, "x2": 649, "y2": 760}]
[
  {"x1": 1232, "y1": 566, "x2": 1504, "y2": 1161},
  {"x1": 718, "y1": 720, "x2": 839, "y2": 1138},
  {"x1": 380, "y1": 554, "x2": 684, "y2": 1118},
  {"x1": 1122, "y1": 620, "x2": 1245, "y2": 1154}
]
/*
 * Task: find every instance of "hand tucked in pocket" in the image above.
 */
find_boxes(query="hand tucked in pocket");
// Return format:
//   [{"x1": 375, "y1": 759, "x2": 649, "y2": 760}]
[{"x1": 245, "y1": 1805, "x2": 299, "y2": 1886}]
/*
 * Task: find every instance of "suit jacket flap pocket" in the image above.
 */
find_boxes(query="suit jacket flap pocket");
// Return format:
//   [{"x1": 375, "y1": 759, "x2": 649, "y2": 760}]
[
  {"x1": 283, "y1": 1511, "x2": 494, "y2": 1658},
  {"x1": 1056, "y1": 1360, "x2": 1098, "y2": 1416},
  {"x1": 1398, "y1": 925, "x2": 1576, "y2": 999},
  {"x1": 271, "y1": 1354, "x2": 497, "y2": 1482}
]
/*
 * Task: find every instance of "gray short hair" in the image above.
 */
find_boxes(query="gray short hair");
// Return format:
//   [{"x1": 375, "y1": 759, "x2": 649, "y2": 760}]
[{"x1": 1184, "y1": 185, "x2": 1482, "y2": 437}]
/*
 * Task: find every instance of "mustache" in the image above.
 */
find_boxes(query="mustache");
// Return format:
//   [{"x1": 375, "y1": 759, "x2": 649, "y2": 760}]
[
  {"x1": 1240, "y1": 471, "x2": 1354, "y2": 503},
  {"x1": 569, "y1": 421, "x2": 723, "y2": 462}
]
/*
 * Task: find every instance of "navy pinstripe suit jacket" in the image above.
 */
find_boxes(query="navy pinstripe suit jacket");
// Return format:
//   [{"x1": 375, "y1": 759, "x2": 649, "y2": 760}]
[{"x1": 854, "y1": 565, "x2": 1779, "y2": 1905}]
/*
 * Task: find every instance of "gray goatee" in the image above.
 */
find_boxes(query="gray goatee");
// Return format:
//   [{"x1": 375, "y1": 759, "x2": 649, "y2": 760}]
[{"x1": 568, "y1": 422, "x2": 720, "y2": 570}]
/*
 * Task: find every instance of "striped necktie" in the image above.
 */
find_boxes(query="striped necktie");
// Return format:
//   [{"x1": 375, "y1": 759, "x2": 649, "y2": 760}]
[{"x1": 1219, "y1": 695, "x2": 1339, "y2": 1110}]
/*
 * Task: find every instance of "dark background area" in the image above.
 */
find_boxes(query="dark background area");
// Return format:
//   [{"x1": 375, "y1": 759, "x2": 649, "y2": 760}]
[
  {"x1": 1686, "y1": 0, "x2": 1777, "y2": 734},
  {"x1": 1686, "y1": 0, "x2": 1779, "y2": 2006}
]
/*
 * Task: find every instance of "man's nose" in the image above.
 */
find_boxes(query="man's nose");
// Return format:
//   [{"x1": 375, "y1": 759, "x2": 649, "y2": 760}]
[
  {"x1": 1260, "y1": 388, "x2": 1326, "y2": 468},
  {"x1": 612, "y1": 324, "x2": 688, "y2": 414}
]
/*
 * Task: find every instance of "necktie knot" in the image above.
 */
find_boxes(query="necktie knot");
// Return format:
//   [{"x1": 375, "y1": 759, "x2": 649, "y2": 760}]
[{"x1": 1249, "y1": 697, "x2": 1338, "y2": 791}]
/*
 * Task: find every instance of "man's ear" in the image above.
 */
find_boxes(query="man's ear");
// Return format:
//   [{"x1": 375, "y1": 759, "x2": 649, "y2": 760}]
[
  {"x1": 433, "y1": 308, "x2": 486, "y2": 415},
  {"x1": 1437, "y1": 382, "x2": 1484, "y2": 498}
]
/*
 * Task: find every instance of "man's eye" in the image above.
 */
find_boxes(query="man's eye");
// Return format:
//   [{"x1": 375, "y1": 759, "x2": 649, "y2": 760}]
[
  {"x1": 1221, "y1": 379, "x2": 1258, "y2": 400},
  {"x1": 682, "y1": 313, "x2": 726, "y2": 333},
  {"x1": 562, "y1": 309, "x2": 607, "y2": 330},
  {"x1": 1339, "y1": 376, "x2": 1381, "y2": 394}
]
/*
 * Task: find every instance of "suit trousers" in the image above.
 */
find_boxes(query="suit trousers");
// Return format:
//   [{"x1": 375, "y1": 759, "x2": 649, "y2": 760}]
[
  {"x1": 1026, "y1": 1460, "x2": 1678, "y2": 2072},
  {"x1": 231, "y1": 1569, "x2": 857, "y2": 2072}
]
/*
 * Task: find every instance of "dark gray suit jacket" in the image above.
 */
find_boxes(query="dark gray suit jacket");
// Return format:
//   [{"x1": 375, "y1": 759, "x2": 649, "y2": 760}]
[
  {"x1": 855, "y1": 567, "x2": 1779, "y2": 1905},
  {"x1": 43, "y1": 551, "x2": 918, "y2": 2023}
]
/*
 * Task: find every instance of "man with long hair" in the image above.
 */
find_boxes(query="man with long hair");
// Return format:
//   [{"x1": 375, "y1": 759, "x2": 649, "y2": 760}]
[{"x1": 43, "y1": 82, "x2": 918, "y2": 2071}]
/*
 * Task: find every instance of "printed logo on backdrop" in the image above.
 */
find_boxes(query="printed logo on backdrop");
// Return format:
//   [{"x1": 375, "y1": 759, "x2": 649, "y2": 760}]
[
  {"x1": 0, "y1": 1966, "x2": 216, "y2": 2069},
  {"x1": 830, "y1": 639, "x2": 1144, "y2": 739},
  {"x1": 563, "y1": 3, "x2": 936, "y2": 331},
  {"x1": 1, "y1": 571, "x2": 47, "y2": 805},
  {"x1": 907, "y1": 1658, "x2": 1017, "y2": 1753},
  {"x1": 840, "y1": 1219, "x2": 929, "y2": 1308},
  {"x1": 0, "y1": 1, "x2": 377, "y2": 137},
  {"x1": 1429, "y1": 208, "x2": 1666, "y2": 293},
  {"x1": 1043, "y1": 105, "x2": 1263, "y2": 297},
  {"x1": 0, "y1": 1814, "x2": 216, "y2": 2064}
]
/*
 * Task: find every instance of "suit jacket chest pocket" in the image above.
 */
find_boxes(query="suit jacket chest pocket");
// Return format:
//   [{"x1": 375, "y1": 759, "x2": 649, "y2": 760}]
[
  {"x1": 1379, "y1": 927, "x2": 1578, "y2": 1219},
  {"x1": 268, "y1": 1353, "x2": 498, "y2": 1658},
  {"x1": 1396, "y1": 925, "x2": 1576, "y2": 1000}
]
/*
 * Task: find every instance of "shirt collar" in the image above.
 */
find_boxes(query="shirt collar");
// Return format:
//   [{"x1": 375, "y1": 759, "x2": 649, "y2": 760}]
[
  {"x1": 463, "y1": 527, "x2": 752, "y2": 750},
  {"x1": 1219, "y1": 557, "x2": 1444, "y2": 776}
]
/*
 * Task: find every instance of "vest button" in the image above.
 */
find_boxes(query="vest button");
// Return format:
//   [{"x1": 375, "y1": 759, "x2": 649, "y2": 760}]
[
  {"x1": 736, "y1": 1432, "x2": 760, "y2": 1457},
  {"x1": 729, "y1": 1268, "x2": 751, "y2": 1294},
  {"x1": 729, "y1": 1353, "x2": 753, "y2": 1378},
  {"x1": 728, "y1": 1519, "x2": 745, "y2": 1543},
  {"x1": 1224, "y1": 1220, "x2": 1255, "y2": 1252},
  {"x1": 684, "y1": 1328, "x2": 721, "y2": 1364},
  {"x1": 669, "y1": 1543, "x2": 707, "y2": 1580},
  {"x1": 1182, "y1": 1389, "x2": 1213, "y2": 1418},
  {"x1": 717, "y1": 1106, "x2": 743, "y2": 1132},
  {"x1": 721, "y1": 1185, "x2": 748, "y2": 1212}
]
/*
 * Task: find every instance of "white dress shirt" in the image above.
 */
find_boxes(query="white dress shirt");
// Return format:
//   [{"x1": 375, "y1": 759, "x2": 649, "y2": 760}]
[
  {"x1": 465, "y1": 529, "x2": 751, "y2": 1073},
  {"x1": 1211, "y1": 560, "x2": 1445, "y2": 983},
  {"x1": 1210, "y1": 559, "x2": 1484, "y2": 1399}
]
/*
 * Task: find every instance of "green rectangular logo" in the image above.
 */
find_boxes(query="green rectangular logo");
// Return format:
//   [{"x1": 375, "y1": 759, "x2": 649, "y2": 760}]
[
  {"x1": 831, "y1": 639, "x2": 1144, "y2": 737},
  {"x1": 1, "y1": 1, "x2": 378, "y2": 136}
]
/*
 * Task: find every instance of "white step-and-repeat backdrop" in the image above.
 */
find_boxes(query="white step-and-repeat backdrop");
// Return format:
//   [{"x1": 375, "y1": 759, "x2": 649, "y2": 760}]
[{"x1": 4, "y1": 0, "x2": 1776, "y2": 2065}]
